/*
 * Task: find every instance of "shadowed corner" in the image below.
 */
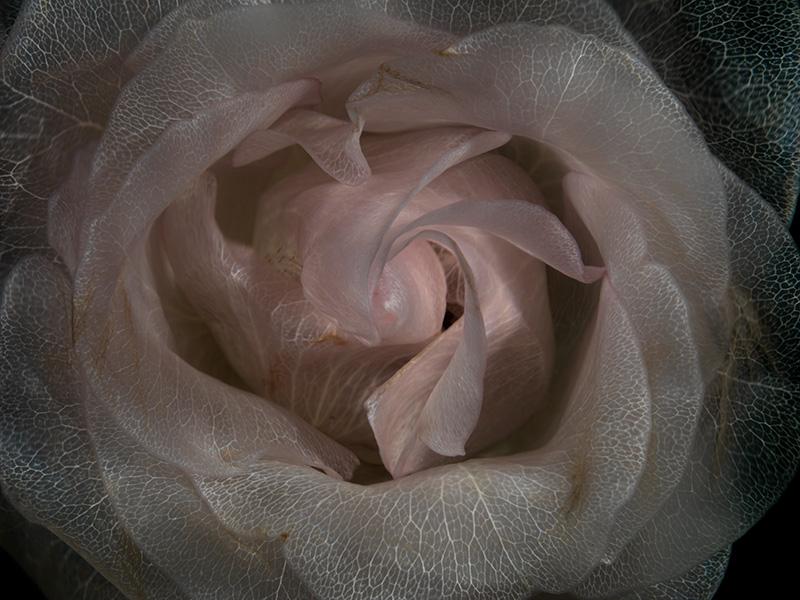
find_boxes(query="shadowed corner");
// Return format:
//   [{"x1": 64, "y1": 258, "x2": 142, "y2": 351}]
[
  {"x1": 713, "y1": 467, "x2": 798, "y2": 598},
  {"x1": 0, "y1": 549, "x2": 46, "y2": 600},
  {"x1": 713, "y1": 202, "x2": 800, "y2": 599},
  {"x1": 0, "y1": 493, "x2": 94, "y2": 600}
]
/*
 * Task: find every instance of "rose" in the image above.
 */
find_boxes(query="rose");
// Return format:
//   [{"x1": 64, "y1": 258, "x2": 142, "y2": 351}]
[{"x1": 1, "y1": 1, "x2": 798, "y2": 598}]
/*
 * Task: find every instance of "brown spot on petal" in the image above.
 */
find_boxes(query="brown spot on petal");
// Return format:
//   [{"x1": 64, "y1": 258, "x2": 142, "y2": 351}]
[
  {"x1": 435, "y1": 47, "x2": 458, "y2": 57},
  {"x1": 312, "y1": 332, "x2": 347, "y2": 346},
  {"x1": 564, "y1": 449, "x2": 588, "y2": 516},
  {"x1": 70, "y1": 285, "x2": 96, "y2": 346},
  {"x1": 364, "y1": 63, "x2": 443, "y2": 98},
  {"x1": 266, "y1": 361, "x2": 288, "y2": 398},
  {"x1": 379, "y1": 63, "x2": 433, "y2": 91},
  {"x1": 219, "y1": 447, "x2": 237, "y2": 463},
  {"x1": 712, "y1": 285, "x2": 773, "y2": 477}
]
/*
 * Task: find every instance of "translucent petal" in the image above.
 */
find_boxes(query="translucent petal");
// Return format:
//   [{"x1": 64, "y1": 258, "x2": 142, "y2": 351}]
[{"x1": 234, "y1": 107, "x2": 371, "y2": 185}]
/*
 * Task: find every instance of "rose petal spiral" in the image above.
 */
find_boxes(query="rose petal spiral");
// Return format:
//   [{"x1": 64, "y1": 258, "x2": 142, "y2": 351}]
[{"x1": 1, "y1": 1, "x2": 798, "y2": 599}]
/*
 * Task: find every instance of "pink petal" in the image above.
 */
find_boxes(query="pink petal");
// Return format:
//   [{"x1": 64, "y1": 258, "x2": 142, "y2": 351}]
[
  {"x1": 365, "y1": 150, "x2": 600, "y2": 477},
  {"x1": 394, "y1": 199, "x2": 604, "y2": 284},
  {"x1": 367, "y1": 232, "x2": 486, "y2": 477},
  {"x1": 372, "y1": 239, "x2": 446, "y2": 345},
  {"x1": 296, "y1": 127, "x2": 510, "y2": 343},
  {"x1": 413, "y1": 234, "x2": 487, "y2": 457}
]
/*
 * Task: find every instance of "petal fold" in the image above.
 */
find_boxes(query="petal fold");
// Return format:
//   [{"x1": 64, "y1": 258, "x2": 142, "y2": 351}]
[{"x1": 234, "y1": 107, "x2": 371, "y2": 185}]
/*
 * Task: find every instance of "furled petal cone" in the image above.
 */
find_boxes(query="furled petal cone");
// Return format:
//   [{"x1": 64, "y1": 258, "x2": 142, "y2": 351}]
[
  {"x1": 295, "y1": 127, "x2": 510, "y2": 343},
  {"x1": 366, "y1": 152, "x2": 601, "y2": 477},
  {"x1": 241, "y1": 131, "x2": 585, "y2": 477},
  {"x1": 251, "y1": 125, "x2": 503, "y2": 346},
  {"x1": 368, "y1": 232, "x2": 487, "y2": 477},
  {"x1": 369, "y1": 217, "x2": 601, "y2": 477}
]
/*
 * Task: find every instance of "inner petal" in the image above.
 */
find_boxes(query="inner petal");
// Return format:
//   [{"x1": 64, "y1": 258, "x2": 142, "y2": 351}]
[
  {"x1": 363, "y1": 173, "x2": 602, "y2": 477},
  {"x1": 294, "y1": 127, "x2": 510, "y2": 343},
  {"x1": 366, "y1": 203, "x2": 599, "y2": 478},
  {"x1": 372, "y1": 238, "x2": 446, "y2": 344},
  {"x1": 159, "y1": 172, "x2": 416, "y2": 453},
  {"x1": 195, "y1": 108, "x2": 603, "y2": 480},
  {"x1": 366, "y1": 231, "x2": 487, "y2": 477}
]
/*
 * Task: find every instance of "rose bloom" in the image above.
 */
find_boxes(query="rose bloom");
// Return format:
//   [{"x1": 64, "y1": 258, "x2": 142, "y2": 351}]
[{"x1": 1, "y1": 0, "x2": 798, "y2": 598}]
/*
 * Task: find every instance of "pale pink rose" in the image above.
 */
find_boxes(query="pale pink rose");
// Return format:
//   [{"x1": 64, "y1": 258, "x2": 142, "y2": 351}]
[{"x1": 1, "y1": 1, "x2": 798, "y2": 599}]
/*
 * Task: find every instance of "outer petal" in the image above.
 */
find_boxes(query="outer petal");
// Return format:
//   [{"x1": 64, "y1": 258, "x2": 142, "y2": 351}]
[
  {"x1": 0, "y1": 494, "x2": 131, "y2": 600},
  {"x1": 95, "y1": 232, "x2": 359, "y2": 479},
  {"x1": 0, "y1": 257, "x2": 185, "y2": 599},
  {"x1": 577, "y1": 167, "x2": 800, "y2": 597},
  {"x1": 563, "y1": 172, "x2": 707, "y2": 559},
  {"x1": 0, "y1": 0, "x2": 181, "y2": 276}
]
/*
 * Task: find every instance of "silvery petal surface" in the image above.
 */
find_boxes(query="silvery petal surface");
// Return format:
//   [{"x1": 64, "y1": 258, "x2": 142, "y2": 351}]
[{"x1": 1, "y1": 1, "x2": 797, "y2": 599}]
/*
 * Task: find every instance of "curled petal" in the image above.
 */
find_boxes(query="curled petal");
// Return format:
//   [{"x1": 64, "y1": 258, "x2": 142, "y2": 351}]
[
  {"x1": 393, "y1": 199, "x2": 604, "y2": 284},
  {"x1": 372, "y1": 239, "x2": 447, "y2": 344},
  {"x1": 234, "y1": 107, "x2": 371, "y2": 185},
  {"x1": 288, "y1": 126, "x2": 509, "y2": 342},
  {"x1": 367, "y1": 231, "x2": 486, "y2": 476}
]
